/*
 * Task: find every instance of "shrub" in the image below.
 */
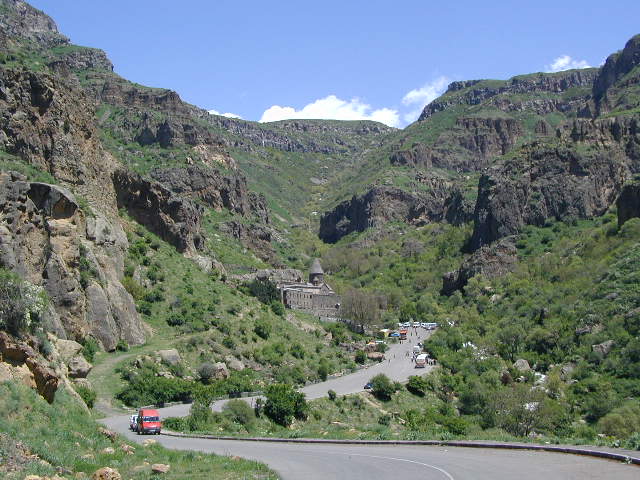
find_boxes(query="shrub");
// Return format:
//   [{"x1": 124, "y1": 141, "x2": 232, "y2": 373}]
[
  {"x1": 264, "y1": 383, "x2": 308, "y2": 426},
  {"x1": 75, "y1": 385, "x2": 96, "y2": 409},
  {"x1": 327, "y1": 389, "x2": 337, "y2": 401},
  {"x1": 378, "y1": 414, "x2": 392, "y2": 426},
  {"x1": 270, "y1": 301, "x2": 285, "y2": 316},
  {"x1": 406, "y1": 375, "x2": 428, "y2": 396},
  {"x1": 222, "y1": 399, "x2": 255, "y2": 428},
  {"x1": 318, "y1": 360, "x2": 329, "y2": 381},
  {"x1": 254, "y1": 318, "x2": 271, "y2": 339},
  {"x1": 81, "y1": 337, "x2": 99, "y2": 362},
  {"x1": 0, "y1": 268, "x2": 47, "y2": 335},
  {"x1": 290, "y1": 343, "x2": 305, "y2": 359},
  {"x1": 369, "y1": 374, "x2": 395, "y2": 401},
  {"x1": 355, "y1": 350, "x2": 367, "y2": 364},
  {"x1": 597, "y1": 403, "x2": 640, "y2": 439},
  {"x1": 245, "y1": 278, "x2": 280, "y2": 304},
  {"x1": 115, "y1": 340, "x2": 129, "y2": 352}
]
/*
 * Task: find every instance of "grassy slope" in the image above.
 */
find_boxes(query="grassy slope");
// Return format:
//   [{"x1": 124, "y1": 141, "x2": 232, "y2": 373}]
[{"x1": 0, "y1": 381, "x2": 277, "y2": 479}]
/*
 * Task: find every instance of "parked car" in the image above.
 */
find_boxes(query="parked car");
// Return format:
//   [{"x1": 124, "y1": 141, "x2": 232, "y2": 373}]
[
  {"x1": 129, "y1": 414, "x2": 138, "y2": 431},
  {"x1": 137, "y1": 408, "x2": 162, "y2": 435},
  {"x1": 412, "y1": 322, "x2": 420, "y2": 328},
  {"x1": 389, "y1": 332, "x2": 401, "y2": 338},
  {"x1": 364, "y1": 382, "x2": 373, "y2": 390}
]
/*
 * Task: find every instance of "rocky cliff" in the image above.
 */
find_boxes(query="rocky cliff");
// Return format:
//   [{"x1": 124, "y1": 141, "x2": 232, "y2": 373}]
[
  {"x1": 0, "y1": 172, "x2": 145, "y2": 350},
  {"x1": 391, "y1": 117, "x2": 523, "y2": 172},
  {"x1": 468, "y1": 116, "x2": 639, "y2": 251},
  {"x1": 319, "y1": 179, "x2": 472, "y2": 243}
]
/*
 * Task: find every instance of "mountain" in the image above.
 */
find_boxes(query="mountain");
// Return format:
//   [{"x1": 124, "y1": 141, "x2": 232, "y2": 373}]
[{"x1": 1, "y1": 0, "x2": 640, "y2": 455}]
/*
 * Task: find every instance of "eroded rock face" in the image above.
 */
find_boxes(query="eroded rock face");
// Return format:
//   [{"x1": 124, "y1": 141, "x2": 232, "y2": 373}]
[
  {"x1": 149, "y1": 165, "x2": 269, "y2": 223},
  {"x1": 0, "y1": 172, "x2": 145, "y2": 348},
  {"x1": 391, "y1": 117, "x2": 523, "y2": 172},
  {"x1": 0, "y1": 332, "x2": 59, "y2": 403},
  {"x1": 468, "y1": 143, "x2": 630, "y2": 251},
  {"x1": 419, "y1": 69, "x2": 598, "y2": 122},
  {"x1": 113, "y1": 169, "x2": 204, "y2": 254},
  {"x1": 442, "y1": 236, "x2": 518, "y2": 295},
  {"x1": 617, "y1": 177, "x2": 640, "y2": 227},
  {"x1": 319, "y1": 182, "x2": 472, "y2": 244}
]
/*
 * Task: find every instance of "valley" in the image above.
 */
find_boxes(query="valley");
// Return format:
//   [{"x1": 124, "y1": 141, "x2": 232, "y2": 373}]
[{"x1": 1, "y1": 0, "x2": 640, "y2": 478}]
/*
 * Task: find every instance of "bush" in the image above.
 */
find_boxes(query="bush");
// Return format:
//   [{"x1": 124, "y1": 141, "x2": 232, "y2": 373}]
[
  {"x1": 115, "y1": 374, "x2": 194, "y2": 407},
  {"x1": 245, "y1": 278, "x2": 280, "y2": 304},
  {"x1": 75, "y1": 385, "x2": 96, "y2": 409},
  {"x1": 597, "y1": 403, "x2": 640, "y2": 439},
  {"x1": 355, "y1": 350, "x2": 367, "y2": 364},
  {"x1": 0, "y1": 268, "x2": 47, "y2": 335},
  {"x1": 115, "y1": 340, "x2": 129, "y2": 352},
  {"x1": 270, "y1": 301, "x2": 285, "y2": 316},
  {"x1": 406, "y1": 375, "x2": 428, "y2": 396},
  {"x1": 327, "y1": 389, "x2": 337, "y2": 401},
  {"x1": 254, "y1": 318, "x2": 271, "y2": 339},
  {"x1": 81, "y1": 337, "x2": 100, "y2": 362},
  {"x1": 378, "y1": 414, "x2": 392, "y2": 426},
  {"x1": 264, "y1": 384, "x2": 308, "y2": 426},
  {"x1": 318, "y1": 360, "x2": 330, "y2": 381},
  {"x1": 222, "y1": 399, "x2": 255, "y2": 428},
  {"x1": 369, "y1": 374, "x2": 396, "y2": 401}
]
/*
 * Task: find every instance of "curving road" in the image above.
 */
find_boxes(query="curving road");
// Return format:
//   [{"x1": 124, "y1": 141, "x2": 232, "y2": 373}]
[{"x1": 101, "y1": 329, "x2": 639, "y2": 479}]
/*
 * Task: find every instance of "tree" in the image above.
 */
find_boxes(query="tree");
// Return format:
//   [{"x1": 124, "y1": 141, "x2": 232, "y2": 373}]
[
  {"x1": 245, "y1": 278, "x2": 280, "y2": 304},
  {"x1": 355, "y1": 350, "x2": 367, "y2": 364},
  {"x1": 264, "y1": 384, "x2": 308, "y2": 426},
  {"x1": 340, "y1": 289, "x2": 380, "y2": 330},
  {"x1": 369, "y1": 374, "x2": 396, "y2": 401}
]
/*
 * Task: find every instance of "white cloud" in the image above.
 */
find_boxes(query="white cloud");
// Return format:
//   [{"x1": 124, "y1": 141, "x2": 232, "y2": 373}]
[
  {"x1": 545, "y1": 55, "x2": 591, "y2": 73},
  {"x1": 401, "y1": 76, "x2": 449, "y2": 123},
  {"x1": 259, "y1": 95, "x2": 401, "y2": 128},
  {"x1": 208, "y1": 109, "x2": 242, "y2": 119}
]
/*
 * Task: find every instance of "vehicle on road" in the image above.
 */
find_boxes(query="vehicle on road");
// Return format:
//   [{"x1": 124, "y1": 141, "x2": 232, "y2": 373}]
[
  {"x1": 129, "y1": 414, "x2": 138, "y2": 431},
  {"x1": 137, "y1": 408, "x2": 162, "y2": 435},
  {"x1": 364, "y1": 382, "x2": 373, "y2": 390},
  {"x1": 389, "y1": 332, "x2": 400, "y2": 338},
  {"x1": 412, "y1": 321, "x2": 420, "y2": 328},
  {"x1": 412, "y1": 345, "x2": 422, "y2": 355},
  {"x1": 399, "y1": 329, "x2": 408, "y2": 340},
  {"x1": 415, "y1": 353, "x2": 428, "y2": 368}
]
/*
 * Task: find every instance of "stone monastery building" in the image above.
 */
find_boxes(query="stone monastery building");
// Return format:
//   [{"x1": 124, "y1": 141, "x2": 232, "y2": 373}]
[{"x1": 280, "y1": 259, "x2": 340, "y2": 317}]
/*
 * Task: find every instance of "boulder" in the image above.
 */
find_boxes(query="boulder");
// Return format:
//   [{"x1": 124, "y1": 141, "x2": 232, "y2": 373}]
[
  {"x1": 212, "y1": 362, "x2": 229, "y2": 380},
  {"x1": 68, "y1": 355, "x2": 93, "y2": 378},
  {"x1": 158, "y1": 349, "x2": 181, "y2": 366},
  {"x1": 367, "y1": 352, "x2": 385, "y2": 361},
  {"x1": 151, "y1": 464, "x2": 170, "y2": 474},
  {"x1": 592, "y1": 340, "x2": 614, "y2": 357},
  {"x1": 224, "y1": 355, "x2": 245, "y2": 371},
  {"x1": 54, "y1": 338, "x2": 83, "y2": 362},
  {"x1": 91, "y1": 467, "x2": 122, "y2": 480},
  {"x1": 513, "y1": 359, "x2": 531, "y2": 372}
]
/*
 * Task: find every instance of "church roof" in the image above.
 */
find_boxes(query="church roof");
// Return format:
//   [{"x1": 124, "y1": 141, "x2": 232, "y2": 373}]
[{"x1": 309, "y1": 258, "x2": 324, "y2": 275}]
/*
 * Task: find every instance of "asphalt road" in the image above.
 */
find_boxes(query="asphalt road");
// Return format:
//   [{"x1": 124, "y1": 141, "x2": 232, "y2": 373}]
[{"x1": 101, "y1": 328, "x2": 639, "y2": 479}]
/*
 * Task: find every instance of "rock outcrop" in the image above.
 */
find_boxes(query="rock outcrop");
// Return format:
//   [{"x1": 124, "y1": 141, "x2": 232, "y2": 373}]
[
  {"x1": 319, "y1": 182, "x2": 472, "y2": 244},
  {"x1": 419, "y1": 69, "x2": 598, "y2": 122},
  {"x1": 0, "y1": 332, "x2": 59, "y2": 402},
  {"x1": 442, "y1": 236, "x2": 518, "y2": 295},
  {"x1": 468, "y1": 142, "x2": 630, "y2": 251},
  {"x1": 391, "y1": 117, "x2": 523, "y2": 172},
  {"x1": 112, "y1": 169, "x2": 204, "y2": 254},
  {"x1": 149, "y1": 165, "x2": 269, "y2": 223},
  {"x1": 593, "y1": 34, "x2": 640, "y2": 115},
  {"x1": 0, "y1": 172, "x2": 145, "y2": 349},
  {"x1": 617, "y1": 177, "x2": 640, "y2": 227}
]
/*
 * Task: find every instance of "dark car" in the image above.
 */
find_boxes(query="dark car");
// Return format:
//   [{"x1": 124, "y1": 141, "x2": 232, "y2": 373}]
[{"x1": 364, "y1": 382, "x2": 373, "y2": 390}]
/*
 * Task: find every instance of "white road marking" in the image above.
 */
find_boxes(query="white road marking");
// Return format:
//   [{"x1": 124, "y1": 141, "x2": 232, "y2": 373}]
[{"x1": 340, "y1": 452, "x2": 455, "y2": 480}]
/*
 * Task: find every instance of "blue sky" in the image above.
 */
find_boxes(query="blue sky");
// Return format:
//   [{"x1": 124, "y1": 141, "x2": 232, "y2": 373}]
[{"x1": 28, "y1": 0, "x2": 640, "y2": 127}]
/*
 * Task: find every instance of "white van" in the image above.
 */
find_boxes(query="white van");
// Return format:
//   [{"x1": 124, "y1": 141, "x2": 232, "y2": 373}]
[{"x1": 415, "y1": 353, "x2": 428, "y2": 368}]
